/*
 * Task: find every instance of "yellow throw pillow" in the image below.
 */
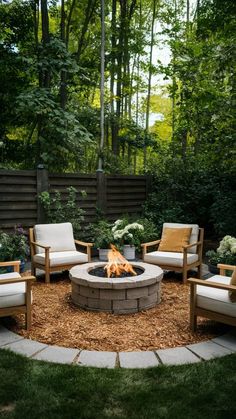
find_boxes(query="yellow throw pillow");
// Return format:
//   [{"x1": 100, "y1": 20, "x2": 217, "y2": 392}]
[
  {"x1": 158, "y1": 227, "x2": 192, "y2": 253},
  {"x1": 229, "y1": 269, "x2": 236, "y2": 302}
]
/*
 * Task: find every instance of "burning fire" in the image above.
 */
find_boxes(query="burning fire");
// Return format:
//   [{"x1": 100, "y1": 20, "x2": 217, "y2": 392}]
[{"x1": 104, "y1": 244, "x2": 137, "y2": 278}]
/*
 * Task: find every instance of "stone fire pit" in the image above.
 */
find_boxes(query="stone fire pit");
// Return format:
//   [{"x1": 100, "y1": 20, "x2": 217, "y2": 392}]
[{"x1": 69, "y1": 262, "x2": 163, "y2": 314}]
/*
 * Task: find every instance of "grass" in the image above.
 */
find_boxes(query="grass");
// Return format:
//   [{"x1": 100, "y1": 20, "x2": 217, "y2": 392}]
[{"x1": 0, "y1": 349, "x2": 236, "y2": 419}]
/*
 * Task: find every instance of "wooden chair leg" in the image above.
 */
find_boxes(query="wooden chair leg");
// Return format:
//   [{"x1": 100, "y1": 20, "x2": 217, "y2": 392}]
[
  {"x1": 197, "y1": 264, "x2": 202, "y2": 278},
  {"x1": 31, "y1": 265, "x2": 36, "y2": 276},
  {"x1": 26, "y1": 309, "x2": 31, "y2": 330},
  {"x1": 45, "y1": 269, "x2": 50, "y2": 283},
  {"x1": 26, "y1": 281, "x2": 32, "y2": 330},
  {"x1": 183, "y1": 268, "x2": 188, "y2": 284},
  {"x1": 190, "y1": 311, "x2": 197, "y2": 332}
]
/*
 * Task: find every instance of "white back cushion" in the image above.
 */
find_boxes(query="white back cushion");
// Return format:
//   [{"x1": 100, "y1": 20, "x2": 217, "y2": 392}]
[
  {"x1": 163, "y1": 223, "x2": 199, "y2": 254},
  {"x1": 34, "y1": 223, "x2": 76, "y2": 253}
]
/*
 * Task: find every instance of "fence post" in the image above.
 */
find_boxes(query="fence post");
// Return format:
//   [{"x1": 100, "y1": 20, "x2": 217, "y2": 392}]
[
  {"x1": 96, "y1": 170, "x2": 107, "y2": 217},
  {"x1": 36, "y1": 165, "x2": 49, "y2": 223}
]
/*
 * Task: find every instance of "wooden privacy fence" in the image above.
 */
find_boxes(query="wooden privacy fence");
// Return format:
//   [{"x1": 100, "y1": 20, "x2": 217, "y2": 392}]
[{"x1": 0, "y1": 169, "x2": 151, "y2": 231}]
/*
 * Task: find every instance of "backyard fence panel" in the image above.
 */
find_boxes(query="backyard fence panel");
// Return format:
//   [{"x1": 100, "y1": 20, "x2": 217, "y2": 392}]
[
  {"x1": 0, "y1": 170, "x2": 149, "y2": 231},
  {"x1": 106, "y1": 175, "x2": 147, "y2": 220},
  {"x1": 49, "y1": 173, "x2": 98, "y2": 223},
  {"x1": 0, "y1": 170, "x2": 37, "y2": 231}
]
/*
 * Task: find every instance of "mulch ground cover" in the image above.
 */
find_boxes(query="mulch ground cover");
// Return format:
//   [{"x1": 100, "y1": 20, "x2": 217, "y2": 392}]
[{"x1": 5, "y1": 271, "x2": 229, "y2": 352}]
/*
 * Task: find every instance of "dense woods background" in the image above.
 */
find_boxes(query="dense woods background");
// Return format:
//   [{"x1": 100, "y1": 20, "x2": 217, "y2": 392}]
[{"x1": 0, "y1": 0, "x2": 235, "y2": 237}]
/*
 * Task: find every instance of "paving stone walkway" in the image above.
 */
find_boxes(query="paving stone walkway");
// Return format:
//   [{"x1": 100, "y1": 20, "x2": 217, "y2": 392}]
[
  {"x1": 0, "y1": 325, "x2": 236, "y2": 368},
  {"x1": 1, "y1": 263, "x2": 236, "y2": 368}
]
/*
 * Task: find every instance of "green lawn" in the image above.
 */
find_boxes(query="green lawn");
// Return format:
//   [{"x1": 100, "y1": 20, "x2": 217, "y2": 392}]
[{"x1": 0, "y1": 349, "x2": 236, "y2": 419}]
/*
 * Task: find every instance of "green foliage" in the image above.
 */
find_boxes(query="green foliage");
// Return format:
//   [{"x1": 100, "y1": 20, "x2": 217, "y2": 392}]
[
  {"x1": 206, "y1": 235, "x2": 236, "y2": 266},
  {"x1": 89, "y1": 220, "x2": 115, "y2": 249},
  {"x1": 0, "y1": 225, "x2": 29, "y2": 262},
  {"x1": 39, "y1": 187, "x2": 85, "y2": 239},
  {"x1": 144, "y1": 157, "x2": 236, "y2": 238}
]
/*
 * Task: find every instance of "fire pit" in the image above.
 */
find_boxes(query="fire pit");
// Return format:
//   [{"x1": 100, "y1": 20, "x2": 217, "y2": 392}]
[{"x1": 70, "y1": 247, "x2": 163, "y2": 314}]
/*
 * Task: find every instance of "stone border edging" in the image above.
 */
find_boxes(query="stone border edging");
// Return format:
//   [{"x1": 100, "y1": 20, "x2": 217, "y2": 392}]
[{"x1": 0, "y1": 325, "x2": 235, "y2": 368}]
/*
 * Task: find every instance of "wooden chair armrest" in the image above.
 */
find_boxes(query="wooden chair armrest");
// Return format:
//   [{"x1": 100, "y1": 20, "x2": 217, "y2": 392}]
[
  {"x1": 141, "y1": 239, "x2": 161, "y2": 258},
  {"x1": 187, "y1": 277, "x2": 236, "y2": 291},
  {"x1": 183, "y1": 241, "x2": 201, "y2": 250},
  {"x1": 75, "y1": 240, "x2": 93, "y2": 247},
  {"x1": 0, "y1": 276, "x2": 36, "y2": 286},
  {"x1": 0, "y1": 261, "x2": 21, "y2": 267},
  {"x1": 141, "y1": 239, "x2": 161, "y2": 248},
  {"x1": 30, "y1": 241, "x2": 50, "y2": 250},
  {"x1": 217, "y1": 263, "x2": 236, "y2": 275}
]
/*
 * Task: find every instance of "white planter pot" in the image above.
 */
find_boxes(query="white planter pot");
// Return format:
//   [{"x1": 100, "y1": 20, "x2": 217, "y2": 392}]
[
  {"x1": 123, "y1": 245, "x2": 135, "y2": 260},
  {"x1": 98, "y1": 248, "x2": 110, "y2": 261}
]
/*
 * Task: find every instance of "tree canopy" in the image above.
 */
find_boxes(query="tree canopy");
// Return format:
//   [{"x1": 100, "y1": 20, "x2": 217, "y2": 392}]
[{"x1": 0, "y1": 0, "x2": 235, "y2": 176}]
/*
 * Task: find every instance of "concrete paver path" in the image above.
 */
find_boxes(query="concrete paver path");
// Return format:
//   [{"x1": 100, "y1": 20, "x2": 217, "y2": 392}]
[{"x1": 0, "y1": 325, "x2": 235, "y2": 368}]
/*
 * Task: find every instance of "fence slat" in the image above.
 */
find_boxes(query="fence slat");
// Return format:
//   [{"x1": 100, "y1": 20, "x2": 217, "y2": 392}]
[{"x1": 0, "y1": 169, "x2": 149, "y2": 231}]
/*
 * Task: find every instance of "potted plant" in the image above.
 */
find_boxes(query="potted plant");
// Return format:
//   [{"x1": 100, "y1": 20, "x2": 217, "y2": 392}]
[
  {"x1": 0, "y1": 225, "x2": 29, "y2": 272},
  {"x1": 112, "y1": 219, "x2": 144, "y2": 260},
  {"x1": 206, "y1": 235, "x2": 236, "y2": 274},
  {"x1": 92, "y1": 221, "x2": 115, "y2": 261}
]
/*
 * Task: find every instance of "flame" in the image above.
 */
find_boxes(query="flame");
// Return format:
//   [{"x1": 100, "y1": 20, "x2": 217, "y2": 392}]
[{"x1": 104, "y1": 244, "x2": 137, "y2": 278}]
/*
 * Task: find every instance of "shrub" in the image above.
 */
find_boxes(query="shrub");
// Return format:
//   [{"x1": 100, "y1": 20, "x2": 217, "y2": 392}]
[
  {"x1": 0, "y1": 225, "x2": 29, "y2": 262},
  {"x1": 90, "y1": 220, "x2": 115, "y2": 249},
  {"x1": 206, "y1": 235, "x2": 236, "y2": 266},
  {"x1": 39, "y1": 186, "x2": 85, "y2": 239}
]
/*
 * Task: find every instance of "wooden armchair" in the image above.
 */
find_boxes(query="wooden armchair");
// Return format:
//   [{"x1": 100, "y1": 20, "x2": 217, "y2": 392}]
[
  {"x1": 29, "y1": 222, "x2": 93, "y2": 283},
  {"x1": 0, "y1": 260, "x2": 35, "y2": 330},
  {"x1": 188, "y1": 264, "x2": 236, "y2": 331},
  {"x1": 141, "y1": 223, "x2": 204, "y2": 283}
]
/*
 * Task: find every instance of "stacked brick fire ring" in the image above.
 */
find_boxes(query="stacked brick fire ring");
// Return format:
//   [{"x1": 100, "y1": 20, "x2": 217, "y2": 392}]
[{"x1": 70, "y1": 262, "x2": 163, "y2": 314}]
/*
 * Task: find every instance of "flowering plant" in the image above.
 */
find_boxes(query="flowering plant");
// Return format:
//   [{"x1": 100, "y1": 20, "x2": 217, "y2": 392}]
[
  {"x1": 206, "y1": 235, "x2": 236, "y2": 266},
  {"x1": 112, "y1": 219, "x2": 144, "y2": 247},
  {"x1": 0, "y1": 225, "x2": 29, "y2": 262}
]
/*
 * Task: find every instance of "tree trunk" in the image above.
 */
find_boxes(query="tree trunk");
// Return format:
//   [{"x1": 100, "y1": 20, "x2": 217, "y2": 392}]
[
  {"x1": 98, "y1": 0, "x2": 105, "y2": 171},
  {"x1": 144, "y1": 0, "x2": 157, "y2": 169},
  {"x1": 60, "y1": 0, "x2": 67, "y2": 109}
]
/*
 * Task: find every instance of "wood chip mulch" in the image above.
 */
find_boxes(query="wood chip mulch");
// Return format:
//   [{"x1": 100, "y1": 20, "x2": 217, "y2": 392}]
[{"x1": 6, "y1": 271, "x2": 229, "y2": 352}]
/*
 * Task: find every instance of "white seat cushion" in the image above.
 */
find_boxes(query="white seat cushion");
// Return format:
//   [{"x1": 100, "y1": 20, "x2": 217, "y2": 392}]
[
  {"x1": 0, "y1": 273, "x2": 30, "y2": 309},
  {"x1": 144, "y1": 251, "x2": 199, "y2": 267},
  {"x1": 163, "y1": 223, "x2": 199, "y2": 254},
  {"x1": 197, "y1": 275, "x2": 236, "y2": 318},
  {"x1": 34, "y1": 223, "x2": 76, "y2": 253},
  {"x1": 33, "y1": 250, "x2": 88, "y2": 267}
]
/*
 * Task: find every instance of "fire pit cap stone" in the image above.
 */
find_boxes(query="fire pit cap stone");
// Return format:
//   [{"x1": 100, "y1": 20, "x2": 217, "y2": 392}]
[{"x1": 69, "y1": 262, "x2": 163, "y2": 290}]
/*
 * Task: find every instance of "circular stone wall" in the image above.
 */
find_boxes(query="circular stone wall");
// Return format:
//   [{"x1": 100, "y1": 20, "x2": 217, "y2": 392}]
[{"x1": 69, "y1": 262, "x2": 163, "y2": 314}]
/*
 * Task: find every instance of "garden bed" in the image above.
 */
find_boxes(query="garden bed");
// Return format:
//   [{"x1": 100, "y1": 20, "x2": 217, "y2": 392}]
[{"x1": 5, "y1": 271, "x2": 229, "y2": 352}]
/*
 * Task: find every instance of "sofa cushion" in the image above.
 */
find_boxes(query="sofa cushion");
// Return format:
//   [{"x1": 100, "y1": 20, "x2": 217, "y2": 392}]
[
  {"x1": 144, "y1": 251, "x2": 198, "y2": 267},
  {"x1": 34, "y1": 223, "x2": 76, "y2": 253},
  {"x1": 158, "y1": 227, "x2": 192, "y2": 252},
  {"x1": 197, "y1": 275, "x2": 236, "y2": 318},
  {"x1": 229, "y1": 269, "x2": 236, "y2": 302},
  {"x1": 163, "y1": 223, "x2": 199, "y2": 254},
  {"x1": 0, "y1": 276, "x2": 31, "y2": 308},
  {"x1": 33, "y1": 250, "x2": 88, "y2": 267}
]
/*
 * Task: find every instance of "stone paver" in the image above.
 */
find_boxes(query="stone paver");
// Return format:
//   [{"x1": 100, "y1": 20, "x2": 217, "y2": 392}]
[
  {"x1": 187, "y1": 340, "x2": 233, "y2": 360},
  {"x1": 0, "y1": 326, "x2": 24, "y2": 347},
  {"x1": 119, "y1": 351, "x2": 159, "y2": 368},
  {"x1": 156, "y1": 346, "x2": 200, "y2": 365},
  {"x1": 32, "y1": 345, "x2": 79, "y2": 364},
  {"x1": 212, "y1": 332, "x2": 236, "y2": 352},
  {"x1": 77, "y1": 350, "x2": 117, "y2": 368},
  {"x1": 4, "y1": 339, "x2": 47, "y2": 357}
]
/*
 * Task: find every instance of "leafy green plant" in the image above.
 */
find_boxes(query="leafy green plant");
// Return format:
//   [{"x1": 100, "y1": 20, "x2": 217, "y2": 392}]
[
  {"x1": 90, "y1": 220, "x2": 115, "y2": 249},
  {"x1": 0, "y1": 225, "x2": 29, "y2": 262},
  {"x1": 39, "y1": 187, "x2": 85, "y2": 239},
  {"x1": 206, "y1": 235, "x2": 236, "y2": 266},
  {"x1": 112, "y1": 219, "x2": 144, "y2": 248}
]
